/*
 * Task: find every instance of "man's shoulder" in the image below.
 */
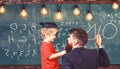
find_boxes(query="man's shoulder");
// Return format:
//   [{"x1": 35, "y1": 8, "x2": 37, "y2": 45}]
[
  {"x1": 85, "y1": 48, "x2": 98, "y2": 52},
  {"x1": 63, "y1": 48, "x2": 100, "y2": 56},
  {"x1": 62, "y1": 51, "x2": 74, "y2": 58}
]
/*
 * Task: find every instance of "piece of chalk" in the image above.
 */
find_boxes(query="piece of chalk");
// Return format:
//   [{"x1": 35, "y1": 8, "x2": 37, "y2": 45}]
[{"x1": 97, "y1": 25, "x2": 102, "y2": 34}]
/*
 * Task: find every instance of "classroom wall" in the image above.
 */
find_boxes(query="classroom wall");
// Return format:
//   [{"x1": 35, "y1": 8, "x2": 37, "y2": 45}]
[{"x1": 0, "y1": 4, "x2": 120, "y2": 68}]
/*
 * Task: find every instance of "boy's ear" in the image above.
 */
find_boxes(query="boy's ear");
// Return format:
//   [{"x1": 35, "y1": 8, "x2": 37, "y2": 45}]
[
  {"x1": 44, "y1": 33, "x2": 48, "y2": 38},
  {"x1": 45, "y1": 33, "x2": 51, "y2": 37}
]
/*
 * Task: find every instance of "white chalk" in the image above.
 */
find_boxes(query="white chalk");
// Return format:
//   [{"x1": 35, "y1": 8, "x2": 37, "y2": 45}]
[{"x1": 97, "y1": 25, "x2": 102, "y2": 34}]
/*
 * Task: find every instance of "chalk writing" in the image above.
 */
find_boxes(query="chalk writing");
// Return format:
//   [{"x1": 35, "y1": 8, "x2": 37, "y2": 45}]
[
  {"x1": 1, "y1": 4, "x2": 120, "y2": 64},
  {"x1": 102, "y1": 23, "x2": 118, "y2": 39},
  {"x1": 5, "y1": 22, "x2": 39, "y2": 60},
  {"x1": 4, "y1": 48, "x2": 38, "y2": 60}
]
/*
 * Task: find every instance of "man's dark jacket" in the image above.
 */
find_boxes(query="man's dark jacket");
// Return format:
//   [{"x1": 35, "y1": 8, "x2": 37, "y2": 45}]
[{"x1": 62, "y1": 47, "x2": 110, "y2": 69}]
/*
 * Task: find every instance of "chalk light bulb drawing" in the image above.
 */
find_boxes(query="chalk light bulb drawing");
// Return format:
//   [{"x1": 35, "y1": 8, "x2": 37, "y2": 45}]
[
  {"x1": 85, "y1": 12, "x2": 93, "y2": 21},
  {"x1": 40, "y1": 5, "x2": 48, "y2": 16},
  {"x1": 54, "y1": 9, "x2": 64, "y2": 21},
  {"x1": 0, "y1": 4, "x2": 6, "y2": 14},
  {"x1": 20, "y1": 7, "x2": 28, "y2": 18},
  {"x1": 73, "y1": 5, "x2": 80, "y2": 16},
  {"x1": 112, "y1": 1, "x2": 119, "y2": 10},
  {"x1": 85, "y1": 4, "x2": 93, "y2": 22}
]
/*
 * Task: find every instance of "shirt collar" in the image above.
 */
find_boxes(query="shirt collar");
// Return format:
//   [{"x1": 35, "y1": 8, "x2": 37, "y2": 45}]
[{"x1": 72, "y1": 45, "x2": 84, "y2": 50}]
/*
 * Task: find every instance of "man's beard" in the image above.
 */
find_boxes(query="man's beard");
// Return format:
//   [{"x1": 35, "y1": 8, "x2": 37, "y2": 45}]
[{"x1": 64, "y1": 40, "x2": 72, "y2": 52}]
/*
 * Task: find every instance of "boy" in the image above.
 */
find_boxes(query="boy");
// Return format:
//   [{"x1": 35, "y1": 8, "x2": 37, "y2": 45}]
[{"x1": 39, "y1": 22, "x2": 66, "y2": 69}]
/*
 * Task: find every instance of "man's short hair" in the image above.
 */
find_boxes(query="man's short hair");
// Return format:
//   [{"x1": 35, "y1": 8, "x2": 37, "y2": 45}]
[{"x1": 69, "y1": 28, "x2": 88, "y2": 46}]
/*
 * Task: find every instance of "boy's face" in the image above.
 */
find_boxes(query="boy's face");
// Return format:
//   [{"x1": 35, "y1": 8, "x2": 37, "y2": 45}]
[{"x1": 46, "y1": 31, "x2": 57, "y2": 43}]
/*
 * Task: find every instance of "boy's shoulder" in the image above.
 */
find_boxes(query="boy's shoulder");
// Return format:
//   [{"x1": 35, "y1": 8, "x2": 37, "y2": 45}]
[{"x1": 41, "y1": 42, "x2": 54, "y2": 47}]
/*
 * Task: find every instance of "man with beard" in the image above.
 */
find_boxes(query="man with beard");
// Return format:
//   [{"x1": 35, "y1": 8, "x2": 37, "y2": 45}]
[{"x1": 62, "y1": 28, "x2": 110, "y2": 69}]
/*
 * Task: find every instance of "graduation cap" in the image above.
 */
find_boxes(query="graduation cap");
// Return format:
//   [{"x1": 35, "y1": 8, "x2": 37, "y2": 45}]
[{"x1": 40, "y1": 22, "x2": 58, "y2": 28}]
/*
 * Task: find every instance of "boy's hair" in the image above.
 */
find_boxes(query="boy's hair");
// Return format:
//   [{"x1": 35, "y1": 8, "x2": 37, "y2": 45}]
[{"x1": 39, "y1": 28, "x2": 58, "y2": 39}]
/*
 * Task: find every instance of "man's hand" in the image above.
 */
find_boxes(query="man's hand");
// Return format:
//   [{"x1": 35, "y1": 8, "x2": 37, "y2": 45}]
[{"x1": 94, "y1": 34, "x2": 102, "y2": 48}]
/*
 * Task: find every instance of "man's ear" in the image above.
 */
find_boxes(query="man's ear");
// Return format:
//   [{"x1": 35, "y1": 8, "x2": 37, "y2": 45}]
[{"x1": 73, "y1": 39, "x2": 78, "y2": 45}]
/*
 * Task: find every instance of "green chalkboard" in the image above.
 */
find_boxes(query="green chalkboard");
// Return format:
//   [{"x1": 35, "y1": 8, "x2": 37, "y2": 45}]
[{"x1": 0, "y1": 4, "x2": 120, "y2": 65}]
